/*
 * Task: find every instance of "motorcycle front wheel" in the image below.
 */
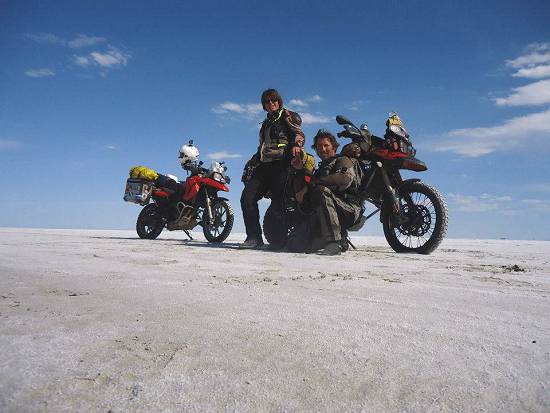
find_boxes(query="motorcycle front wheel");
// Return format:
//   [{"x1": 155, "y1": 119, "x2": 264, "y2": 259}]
[
  {"x1": 202, "y1": 198, "x2": 234, "y2": 243},
  {"x1": 136, "y1": 204, "x2": 165, "y2": 239},
  {"x1": 382, "y1": 181, "x2": 448, "y2": 254}
]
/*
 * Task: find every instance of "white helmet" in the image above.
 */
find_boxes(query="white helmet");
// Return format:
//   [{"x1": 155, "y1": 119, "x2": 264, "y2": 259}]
[{"x1": 178, "y1": 141, "x2": 199, "y2": 167}]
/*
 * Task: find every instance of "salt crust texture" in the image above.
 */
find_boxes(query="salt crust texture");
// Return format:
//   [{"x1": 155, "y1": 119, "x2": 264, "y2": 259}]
[{"x1": 0, "y1": 228, "x2": 549, "y2": 412}]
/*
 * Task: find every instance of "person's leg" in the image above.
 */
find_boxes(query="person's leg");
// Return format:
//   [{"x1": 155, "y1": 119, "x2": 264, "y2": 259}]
[
  {"x1": 310, "y1": 186, "x2": 342, "y2": 243},
  {"x1": 309, "y1": 187, "x2": 359, "y2": 255},
  {"x1": 266, "y1": 161, "x2": 289, "y2": 202},
  {"x1": 240, "y1": 164, "x2": 269, "y2": 244}
]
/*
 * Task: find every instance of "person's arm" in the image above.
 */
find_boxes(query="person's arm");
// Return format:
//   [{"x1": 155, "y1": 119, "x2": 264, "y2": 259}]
[
  {"x1": 312, "y1": 157, "x2": 355, "y2": 191},
  {"x1": 284, "y1": 110, "x2": 305, "y2": 157}
]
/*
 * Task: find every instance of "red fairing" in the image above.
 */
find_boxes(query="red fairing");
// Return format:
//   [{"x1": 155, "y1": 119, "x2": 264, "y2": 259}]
[
  {"x1": 152, "y1": 189, "x2": 170, "y2": 198},
  {"x1": 183, "y1": 176, "x2": 229, "y2": 201},
  {"x1": 370, "y1": 148, "x2": 409, "y2": 160},
  {"x1": 200, "y1": 177, "x2": 229, "y2": 192},
  {"x1": 183, "y1": 175, "x2": 202, "y2": 200}
]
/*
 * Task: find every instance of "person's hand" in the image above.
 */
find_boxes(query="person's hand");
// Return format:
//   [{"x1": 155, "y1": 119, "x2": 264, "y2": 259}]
[
  {"x1": 291, "y1": 145, "x2": 302, "y2": 158},
  {"x1": 291, "y1": 152, "x2": 304, "y2": 170},
  {"x1": 295, "y1": 186, "x2": 308, "y2": 203}
]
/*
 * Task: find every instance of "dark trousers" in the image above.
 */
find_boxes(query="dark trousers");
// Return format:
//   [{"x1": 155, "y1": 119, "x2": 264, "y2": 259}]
[
  {"x1": 240, "y1": 161, "x2": 288, "y2": 239},
  {"x1": 309, "y1": 186, "x2": 361, "y2": 242}
]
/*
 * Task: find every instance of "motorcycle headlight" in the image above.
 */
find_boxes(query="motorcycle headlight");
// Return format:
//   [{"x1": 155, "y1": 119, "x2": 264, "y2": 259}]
[{"x1": 212, "y1": 172, "x2": 226, "y2": 183}]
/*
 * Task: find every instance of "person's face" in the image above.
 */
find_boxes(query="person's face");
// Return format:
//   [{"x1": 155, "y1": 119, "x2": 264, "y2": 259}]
[
  {"x1": 263, "y1": 96, "x2": 280, "y2": 114},
  {"x1": 315, "y1": 137, "x2": 336, "y2": 160}
]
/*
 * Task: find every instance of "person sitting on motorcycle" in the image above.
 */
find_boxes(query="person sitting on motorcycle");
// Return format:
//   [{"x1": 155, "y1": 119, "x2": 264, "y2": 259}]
[
  {"x1": 239, "y1": 88, "x2": 305, "y2": 249},
  {"x1": 292, "y1": 129, "x2": 363, "y2": 255}
]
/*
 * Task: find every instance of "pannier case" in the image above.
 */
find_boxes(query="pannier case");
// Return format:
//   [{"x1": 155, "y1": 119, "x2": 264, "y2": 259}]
[{"x1": 123, "y1": 178, "x2": 153, "y2": 205}]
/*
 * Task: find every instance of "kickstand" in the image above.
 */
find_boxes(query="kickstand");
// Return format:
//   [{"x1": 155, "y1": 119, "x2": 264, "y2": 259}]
[
  {"x1": 183, "y1": 230, "x2": 194, "y2": 240},
  {"x1": 347, "y1": 236, "x2": 357, "y2": 250}
]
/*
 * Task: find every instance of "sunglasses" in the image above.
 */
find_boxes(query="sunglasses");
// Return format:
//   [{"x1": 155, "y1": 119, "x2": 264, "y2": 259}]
[{"x1": 263, "y1": 98, "x2": 279, "y2": 104}]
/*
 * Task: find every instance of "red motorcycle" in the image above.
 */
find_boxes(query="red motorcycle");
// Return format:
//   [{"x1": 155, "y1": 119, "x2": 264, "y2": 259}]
[{"x1": 124, "y1": 142, "x2": 234, "y2": 242}]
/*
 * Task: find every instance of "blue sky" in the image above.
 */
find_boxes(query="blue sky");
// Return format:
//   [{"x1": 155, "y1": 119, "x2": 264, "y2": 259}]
[{"x1": 1, "y1": 0, "x2": 550, "y2": 240}]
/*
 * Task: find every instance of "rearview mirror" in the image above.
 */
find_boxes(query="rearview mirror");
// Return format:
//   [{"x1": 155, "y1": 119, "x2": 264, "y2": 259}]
[
  {"x1": 336, "y1": 115, "x2": 354, "y2": 126},
  {"x1": 344, "y1": 124, "x2": 362, "y2": 137}
]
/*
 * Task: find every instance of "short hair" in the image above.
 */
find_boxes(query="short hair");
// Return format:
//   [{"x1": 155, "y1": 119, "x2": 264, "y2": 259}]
[
  {"x1": 311, "y1": 129, "x2": 339, "y2": 151},
  {"x1": 261, "y1": 88, "x2": 283, "y2": 110}
]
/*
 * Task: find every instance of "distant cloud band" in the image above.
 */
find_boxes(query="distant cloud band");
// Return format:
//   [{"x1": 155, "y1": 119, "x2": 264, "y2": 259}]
[
  {"x1": 25, "y1": 68, "x2": 55, "y2": 78},
  {"x1": 207, "y1": 151, "x2": 243, "y2": 160},
  {"x1": 436, "y1": 42, "x2": 550, "y2": 157},
  {"x1": 435, "y1": 109, "x2": 550, "y2": 157}
]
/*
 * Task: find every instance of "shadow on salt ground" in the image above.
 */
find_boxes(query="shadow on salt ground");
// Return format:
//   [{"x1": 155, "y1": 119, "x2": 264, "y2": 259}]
[
  {"x1": 90, "y1": 236, "x2": 139, "y2": 240},
  {"x1": 180, "y1": 240, "x2": 242, "y2": 249},
  {"x1": 87, "y1": 236, "x2": 393, "y2": 254},
  {"x1": 89, "y1": 235, "x2": 243, "y2": 250}
]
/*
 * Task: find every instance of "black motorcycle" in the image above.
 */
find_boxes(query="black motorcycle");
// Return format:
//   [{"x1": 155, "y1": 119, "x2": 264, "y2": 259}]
[{"x1": 263, "y1": 114, "x2": 448, "y2": 254}]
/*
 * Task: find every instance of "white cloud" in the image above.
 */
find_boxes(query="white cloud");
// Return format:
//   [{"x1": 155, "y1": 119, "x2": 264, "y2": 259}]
[
  {"x1": 506, "y1": 51, "x2": 550, "y2": 69},
  {"x1": 212, "y1": 102, "x2": 263, "y2": 120},
  {"x1": 74, "y1": 46, "x2": 131, "y2": 71},
  {"x1": 447, "y1": 193, "x2": 513, "y2": 213},
  {"x1": 25, "y1": 68, "x2": 55, "y2": 78},
  {"x1": 0, "y1": 139, "x2": 21, "y2": 149},
  {"x1": 90, "y1": 47, "x2": 130, "y2": 67},
  {"x1": 25, "y1": 32, "x2": 107, "y2": 49},
  {"x1": 434, "y1": 109, "x2": 550, "y2": 157},
  {"x1": 506, "y1": 43, "x2": 550, "y2": 80},
  {"x1": 74, "y1": 56, "x2": 91, "y2": 67},
  {"x1": 24, "y1": 32, "x2": 65, "y2": 46},
  {"x1": 289, "y1": 99, "x2": 308, "y2": 107},
  {"x1": 494, "y1": 79, "x2": 550, "y2": 106},
  {"x1": 68, "y1": 34, "x2": 106, "y2": 49},
  {"x1": 526, "y1": 42, "x2": 550, "y2": 52},
  {"x1": 300, "y1": 113, "x2": 332, "y2": 125},
  {"x1": 349, "y1": 100, "x2": 365, "y2": 111},
  {"x1": 526, "y1": 183, "x2": 550, "y2": 192},
  {"x1": 521, "y1": 199, "x2": 550, "y2": 212},
  {"x1": 207, "y1": 151, "x2": 242, "y2": 160},
  {"x1": 105, "y1": 145, "x2": 117, "y2": 150},
  {"x1": 438, "y1": 42, "x2": 550, "y2": 157},
  {"x1": 512, "y1": 65, "x2": 550, "y2": 79},
  {"x1": 288, "y1": 95, "x2": 323, "y2": 108}
]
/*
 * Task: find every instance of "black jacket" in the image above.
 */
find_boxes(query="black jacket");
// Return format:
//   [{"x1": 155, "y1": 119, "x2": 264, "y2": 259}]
[{"x1": 257, "y1": 108, "x2": 304, "y2": 163}]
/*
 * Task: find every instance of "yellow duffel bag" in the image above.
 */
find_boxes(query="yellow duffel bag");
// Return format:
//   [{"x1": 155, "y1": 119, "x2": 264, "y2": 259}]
[{"x1": 129, "y1": 166, "x2": 159, "y2": 181}]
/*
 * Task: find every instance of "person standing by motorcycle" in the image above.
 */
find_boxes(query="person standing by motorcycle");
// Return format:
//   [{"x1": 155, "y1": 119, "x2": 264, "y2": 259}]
[
  {"x1": 239, "y1": 88, "x2": 305, "y2": 249},
  {"x1": 292, "y1": 129, "x2": 362, "y2": 255}
]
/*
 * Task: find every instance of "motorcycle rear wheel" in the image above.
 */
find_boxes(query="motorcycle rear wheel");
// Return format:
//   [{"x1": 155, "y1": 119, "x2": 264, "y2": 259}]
[
  {"x1": 263, "y1": 202, "x2": 288, "y2": 249},
  {"x1": 382, "y1": 181, "x2": 448, "y2": 254},
  {"x1": 136, "y1": 204, "x2": 165, "y2": 239},
  {"x1": 202, "y1": 199, "x2": 234, "y2": 243}
]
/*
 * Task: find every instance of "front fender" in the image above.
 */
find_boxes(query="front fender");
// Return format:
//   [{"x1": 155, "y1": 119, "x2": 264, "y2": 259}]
[
  {"x1": 399, "y1": 178, "x2": 421, "y2": 189},
  {"x1": 379, "y1": 178, "x2": 422, "y2": 223}
]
